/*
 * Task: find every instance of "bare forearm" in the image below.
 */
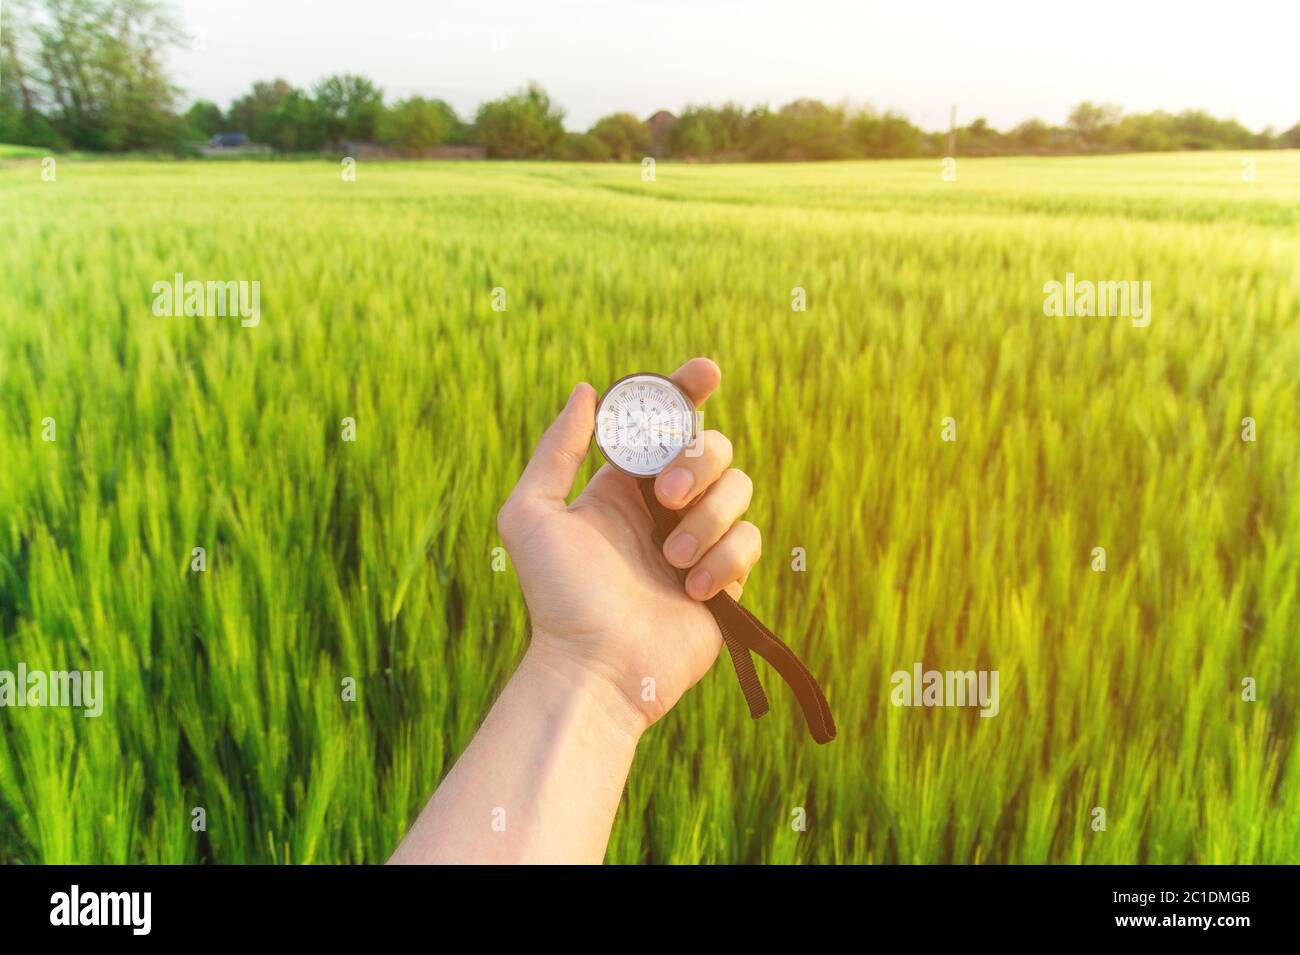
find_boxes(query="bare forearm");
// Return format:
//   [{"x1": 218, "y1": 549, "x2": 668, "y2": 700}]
[{"x1": 389, "y1": 643, "x2": 643, "y2": 864}]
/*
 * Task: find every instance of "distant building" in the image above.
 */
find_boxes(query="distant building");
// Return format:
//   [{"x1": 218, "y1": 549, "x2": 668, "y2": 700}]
[
  {"x1": 337, "y1": 140, "x2": 487, "y2": 160},
  {"x1": 198, "y1": 131, "x2": 271, "y2": 157},
  {"x1": 646, "y1": 110, "x2": 677, "y2": 157}
]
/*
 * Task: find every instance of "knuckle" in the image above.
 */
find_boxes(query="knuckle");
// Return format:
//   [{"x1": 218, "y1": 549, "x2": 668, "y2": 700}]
[
  {"x1": 703, "y1": 430, "x2": 732, "y2": 463},
  {"x1": 496, "y1": 497, "x2": 522, "y2": 540},
  {"x1": 728, "y1": 468, "x2": 754, "y2": 499}
]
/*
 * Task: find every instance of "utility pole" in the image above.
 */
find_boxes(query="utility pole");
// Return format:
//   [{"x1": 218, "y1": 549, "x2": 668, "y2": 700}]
[{"x1": 947, "y1": 104, "x2": 957, "y2": 156}]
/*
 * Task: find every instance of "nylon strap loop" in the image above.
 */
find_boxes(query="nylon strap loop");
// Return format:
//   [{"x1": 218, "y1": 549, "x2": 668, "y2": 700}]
[{"x1": 637, "y1": 478, "x2": 836, "y2": 744}]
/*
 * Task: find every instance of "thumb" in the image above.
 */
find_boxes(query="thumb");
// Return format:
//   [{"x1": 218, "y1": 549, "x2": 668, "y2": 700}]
[{"x1": 513, "y1": 382, "x2": 597, "y2": 507}]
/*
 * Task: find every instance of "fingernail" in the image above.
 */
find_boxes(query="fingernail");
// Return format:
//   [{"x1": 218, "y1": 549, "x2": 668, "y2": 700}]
[
  {"x1": 665, "y1": 532, "x2": 698, "y2": 566},
  {"x1": 659, "y1": 468, "x2": 694, "y2": 505},
  {"x1": 686, "y1": 568, "x2": 713, "y2": 599}
]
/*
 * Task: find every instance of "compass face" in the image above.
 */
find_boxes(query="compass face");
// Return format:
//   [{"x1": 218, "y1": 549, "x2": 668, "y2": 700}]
[{"x1": 594, "y1": 373, "x2": 697, "y2": 477}]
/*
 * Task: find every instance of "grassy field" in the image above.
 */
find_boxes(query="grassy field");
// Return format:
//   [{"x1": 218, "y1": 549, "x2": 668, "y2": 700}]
[
  {"x1": 0, "y1": 150, "x2": 1297, "y2": 863},
  {"x1": 0, "y1": 144, "x2": 48, "y2": 160}
]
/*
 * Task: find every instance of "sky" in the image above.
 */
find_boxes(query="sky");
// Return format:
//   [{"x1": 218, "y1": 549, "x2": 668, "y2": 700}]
[{"x1": 170, "y1": 0, "x2": 1299, "y2": 133}]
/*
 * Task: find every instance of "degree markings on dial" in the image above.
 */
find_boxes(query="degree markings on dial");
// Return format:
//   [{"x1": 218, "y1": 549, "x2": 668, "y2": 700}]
[{"x1": 597, "y1": 377, "x2": 693, "y2": 475}]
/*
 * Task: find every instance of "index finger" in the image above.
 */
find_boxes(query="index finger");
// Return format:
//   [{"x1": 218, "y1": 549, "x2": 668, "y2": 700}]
[{"x1": 670, "y1": 357, "x2": 721, "y2": 408}]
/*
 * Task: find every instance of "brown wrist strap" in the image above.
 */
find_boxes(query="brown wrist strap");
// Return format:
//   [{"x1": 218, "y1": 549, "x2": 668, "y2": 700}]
[{"x1": 637, "y1": 479, "x2": 837, "y2": 744}]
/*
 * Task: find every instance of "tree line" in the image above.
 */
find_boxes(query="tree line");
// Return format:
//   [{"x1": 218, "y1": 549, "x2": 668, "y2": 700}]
[{"x1": 4, "y1": 0, "x2": 1298, "y2": 160}]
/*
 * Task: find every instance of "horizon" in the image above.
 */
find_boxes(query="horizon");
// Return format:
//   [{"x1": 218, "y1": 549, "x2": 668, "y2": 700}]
[{"x1": 167, "y1": 0, "x2": 1299, "y2": 134}]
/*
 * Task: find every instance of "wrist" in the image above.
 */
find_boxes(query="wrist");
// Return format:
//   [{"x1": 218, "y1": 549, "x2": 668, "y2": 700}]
[{"x1": 521, "y1": 637, "x2": 652, "y2": 745}]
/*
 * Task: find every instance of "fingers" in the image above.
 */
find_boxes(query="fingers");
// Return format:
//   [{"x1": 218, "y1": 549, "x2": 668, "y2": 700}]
[
  {"x1": 658, "y1": 357, "x2": 723, "y2": 509},
  {"x1": 655, "y1": 430, "x2": 732, "y2": 509},
  {"x1": 727, "y1": 566, "x2": 753, "y2": 601},
  {"x1": 685, "y1": 520, "x2": 762, "y2": 601},
  {"x1": 669, "y1": 357, "x2": 721, "y2": 409},
  {"x1": 662, "y1": 469, "x2": 753, "y2": 568},
  {"x1": 726, "y1": 566, "x2": 753, "y2": 600},
  {"x1": 509, "y1": 383, "x2": 596, "y2": 510},
  {"x1": 664, "y1": 357, "x2": 754, "y2": 598}
]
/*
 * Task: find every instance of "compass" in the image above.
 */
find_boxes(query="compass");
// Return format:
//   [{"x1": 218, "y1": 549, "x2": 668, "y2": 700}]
[{"x1": 593, "y1": 372, "x2": 698, "y2": 477}]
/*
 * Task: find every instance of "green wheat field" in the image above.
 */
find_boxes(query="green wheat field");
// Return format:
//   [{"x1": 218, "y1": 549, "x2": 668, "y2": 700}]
[{"x1": 1, "y1": 151, "x2": 1297, "y2": 863}]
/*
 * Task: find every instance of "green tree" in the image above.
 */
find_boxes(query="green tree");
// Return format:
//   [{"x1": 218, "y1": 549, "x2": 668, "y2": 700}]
[
  {"x1": 1068, "y1": 101, "x2": 1122, "y2": 147},
  {"x1": 313, "y1": 73, "x2": 384, "y2": 142},
  {"x1": 561, "y1": 131, "x2": 611, "y2": 161},
  {"x1": 668, "y1": 102, "x2": 753, "y2": 158},
  {"x1": 1169, "y1": 109, "x2": 1252, "y2": 150},
  {"x1": 669, "y1": 109, "x2": 714, "y2": 157},
  {"x1": 184, "y1": 99, "x2": 224, "y2": 138},
  {"x1": 381, "y1": 97, "x2": 460, "y2": 151},
  {"x1": 762, "y1": 99, "x2": 853, "y2": 160},
  {"x1": 474, "y1": 83, "x2": 565, "y2": 159},
  {"x1": 828, "y1": 105, "x2": 928, "y2": 159},
  {"x1": 0, "y1": 13, "x2": 65, "y2": 150},
  {"x1": 264, "y1": 90, "x2": 328, "y2": 152},
  {"x1": 1010, "y1": 119, "x2": 1051, "y2": 150},
  {"x1": 1, "y1": 3, "x2": 38, "y2": 116},
  {"x1": 956, "y1": 116, "x2": 1007, "y2": 155},
  {"x1": 228, "y1": 78, "x2": 295, "y2": 142},
  {"x1": 588, "y1": 112, "x2": 649, "y2": 160},
  {"x1": 16, "y1": 0, "x2": 188, "y2": 150}
]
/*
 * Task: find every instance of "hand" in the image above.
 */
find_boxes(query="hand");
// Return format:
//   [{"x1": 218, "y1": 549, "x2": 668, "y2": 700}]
[{"x1": 497, "y1": 357, "x2": 761, "y2": 735}]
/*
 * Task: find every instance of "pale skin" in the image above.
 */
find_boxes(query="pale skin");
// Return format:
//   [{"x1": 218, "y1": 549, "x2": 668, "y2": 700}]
[{"x1": 389, "y1": 358, "x2": 760, "y2": 864}]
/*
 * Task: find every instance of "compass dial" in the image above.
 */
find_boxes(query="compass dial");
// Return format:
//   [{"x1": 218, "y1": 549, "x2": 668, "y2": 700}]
[{"x1": 594, "y1": 373, "x2": 697, "y2": 477}]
